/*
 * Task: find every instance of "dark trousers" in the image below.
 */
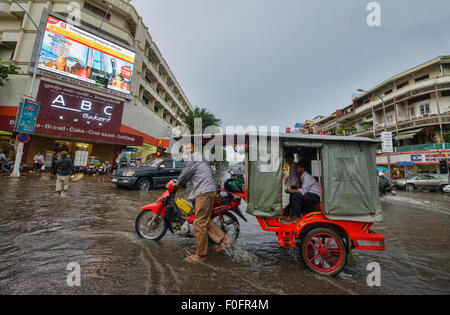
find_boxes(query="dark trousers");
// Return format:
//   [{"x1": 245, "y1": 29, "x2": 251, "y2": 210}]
[{"x1": 284, "y1": 193, "x2": 320, "y2": 217}]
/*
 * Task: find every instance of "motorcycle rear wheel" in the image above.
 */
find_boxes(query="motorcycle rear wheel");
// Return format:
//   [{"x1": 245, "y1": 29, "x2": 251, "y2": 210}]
[
  {"x1": 135, "y1": 210, "x2": 168, "y2": 241},
  {"x1": 213, "y1": 212, "x2": 240, "y2": 241}
]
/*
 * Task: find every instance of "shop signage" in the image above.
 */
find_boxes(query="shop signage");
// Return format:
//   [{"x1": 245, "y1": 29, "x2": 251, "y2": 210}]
[
  {"x1": 16, "y1": 99, "x2": 41, "y2": 134},
  {"x1": 411, "y1": 154, "x2": 422, "y2": 162},
  {"x1": 37, "y1": 15, "x2": 135, "y2": 95},
  {"x1": 381, "y1": 132, "x2": 393, "y2": 153},
  {"x1": 35, "y1": 80, "x2": 143, "y2": 146}
]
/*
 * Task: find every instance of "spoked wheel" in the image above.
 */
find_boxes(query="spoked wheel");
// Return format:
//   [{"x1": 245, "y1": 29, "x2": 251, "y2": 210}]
[
  {"x1": 137, "y1": 177, "x2": 152, "y2": 191},
  {"x1": 135, "y1": 210, "x2": 167, "y2": 241},
  {"x1": 213, "y1": 212, "x2": 240, "y2": 241},
  {"x1": 300, "y1": 227, "x2": 348, "y2": 277}
]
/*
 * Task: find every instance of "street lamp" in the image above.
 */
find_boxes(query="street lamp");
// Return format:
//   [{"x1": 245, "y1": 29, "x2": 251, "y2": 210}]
[
  {"x1": 10, "y1": 0, "x2": 44, "y2": 178},
  {"x1": 357, "y1": 88, "x2": 392, "y2": 180}
]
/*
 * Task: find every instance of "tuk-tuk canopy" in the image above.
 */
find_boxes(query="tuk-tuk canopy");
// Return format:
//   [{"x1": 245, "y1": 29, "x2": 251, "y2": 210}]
[{"x1": 173, "y1": 132, "x2": 382, "y2": 223}]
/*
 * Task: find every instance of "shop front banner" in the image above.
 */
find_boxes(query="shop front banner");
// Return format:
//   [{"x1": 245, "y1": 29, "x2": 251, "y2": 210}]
[{"x1": 35, "y1": 80, "x2": 143, "y2": 146}]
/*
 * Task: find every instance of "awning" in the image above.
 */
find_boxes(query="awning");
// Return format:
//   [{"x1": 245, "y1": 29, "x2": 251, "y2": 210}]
[{"x1": 394, "y1": 128, "x2": 423, "y2": 141}]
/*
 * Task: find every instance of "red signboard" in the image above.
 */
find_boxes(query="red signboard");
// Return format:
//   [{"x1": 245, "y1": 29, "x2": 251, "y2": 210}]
[{"x1": 35, "y1": 80, "x2": 142, "y2": 146}]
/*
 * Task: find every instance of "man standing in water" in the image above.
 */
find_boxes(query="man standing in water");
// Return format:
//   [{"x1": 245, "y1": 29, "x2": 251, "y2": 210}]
[
  {"x1": 175, "y1": 143, "x2": 232, "y2": 263},
  {"x1": 55, "y1": 151, "x2": 73, "y2": 197}
]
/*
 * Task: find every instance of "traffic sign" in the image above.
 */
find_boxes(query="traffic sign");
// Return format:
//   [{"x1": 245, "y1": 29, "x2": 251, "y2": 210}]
[
  {"x1": 16, "y1": 133, "x2": 31, "y2": 144},
  {"x1": 381, "y1": 132, "x2": 393, "y2": 153},
  {"x1": 397, "y1": 161, "x2": 414, "y2": 166}
]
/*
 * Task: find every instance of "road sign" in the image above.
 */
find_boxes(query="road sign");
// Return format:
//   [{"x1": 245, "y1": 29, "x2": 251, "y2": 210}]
[
  {"x1": 397, "y1": 161, "x2": 414, "y2": 166},
  {"x1": 381, "y1": 132, "x2": 393, "y2": 153},
  {"x1": 16, "y1": 99, "x2": 40, "y2": 134},
  {"x1": 16, "y1": 133, "x2": 31, "y2": 144}
]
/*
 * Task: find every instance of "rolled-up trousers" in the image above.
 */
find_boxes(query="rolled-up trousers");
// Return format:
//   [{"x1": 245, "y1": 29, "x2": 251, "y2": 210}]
[{"x1": 194, "y1": 191, "x2": 225, "y2": 256}]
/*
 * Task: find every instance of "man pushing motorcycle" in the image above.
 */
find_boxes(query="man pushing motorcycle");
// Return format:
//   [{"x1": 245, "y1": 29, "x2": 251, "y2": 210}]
[{"x1": 174, "y1": 143, "x2": 233, "y2": 263}]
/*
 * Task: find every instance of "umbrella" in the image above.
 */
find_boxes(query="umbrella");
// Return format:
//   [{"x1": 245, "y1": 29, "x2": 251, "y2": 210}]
[{"x1": 377, "y1": 166, "x2": 388, "y2": 172}]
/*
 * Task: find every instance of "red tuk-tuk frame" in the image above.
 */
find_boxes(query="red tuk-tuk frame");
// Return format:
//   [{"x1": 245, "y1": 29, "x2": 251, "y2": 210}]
[{"x1": 184, "y1": 133, "x2": 385, "y2": 276}]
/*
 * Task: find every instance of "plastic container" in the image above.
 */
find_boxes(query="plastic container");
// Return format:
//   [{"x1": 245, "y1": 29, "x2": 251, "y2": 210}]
[{"x1": 176, "y1": 198, "x2": 193, "y2": 215}]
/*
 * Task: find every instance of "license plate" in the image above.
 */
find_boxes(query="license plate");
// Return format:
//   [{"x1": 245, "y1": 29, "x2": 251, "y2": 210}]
[{"x1": 112, "y1": 178, "x2": 118, "y2": 183}]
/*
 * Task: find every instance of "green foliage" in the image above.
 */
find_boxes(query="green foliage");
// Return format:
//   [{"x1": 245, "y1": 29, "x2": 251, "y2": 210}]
[
  {"x1": 0, "y1": 58, "x2": 18, "y2": 86},
  {"x1": 444, "y1": 131, "x2": 450, "y2": 143},
  {"x1": 180, "y1": 107, "x2": 221, "y2": 134}
]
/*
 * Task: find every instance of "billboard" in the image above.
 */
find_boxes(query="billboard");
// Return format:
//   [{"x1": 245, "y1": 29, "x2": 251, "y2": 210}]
[
  {"x1": 16, "y1": 99, "x2": 41, "y2": 134},
  {"x1": 37, "y1": 15, "x2": 135, "y2": 95},
  {"x1": 35, "y1": 80, "x2": 143, "y2": 146}
]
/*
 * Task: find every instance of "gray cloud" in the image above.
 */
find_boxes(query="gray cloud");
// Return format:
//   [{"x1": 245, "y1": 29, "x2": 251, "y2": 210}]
[{"x1": 132, "y1": 0, "x2": 450, "y2": 128}]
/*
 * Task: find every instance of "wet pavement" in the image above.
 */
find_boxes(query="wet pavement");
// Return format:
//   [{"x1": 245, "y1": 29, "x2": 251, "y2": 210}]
[{"x1": 0, "y1": 174, "x2": 449, "y2": 295}]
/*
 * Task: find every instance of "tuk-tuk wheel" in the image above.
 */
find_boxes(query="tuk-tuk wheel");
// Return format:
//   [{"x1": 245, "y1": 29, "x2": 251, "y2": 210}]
[{"x1": 300, "y1": 227, "x2": 348, "y2": 277}]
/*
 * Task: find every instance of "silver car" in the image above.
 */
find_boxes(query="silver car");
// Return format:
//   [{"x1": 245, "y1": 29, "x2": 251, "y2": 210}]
[{"x1": 393, "y1": 173, "x2": 449, "y2": 192}]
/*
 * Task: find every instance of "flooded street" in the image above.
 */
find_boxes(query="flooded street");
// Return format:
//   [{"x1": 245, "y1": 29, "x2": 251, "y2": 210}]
[{"x1": 0, "y1": 174, "x2": 449, "y2": 295}]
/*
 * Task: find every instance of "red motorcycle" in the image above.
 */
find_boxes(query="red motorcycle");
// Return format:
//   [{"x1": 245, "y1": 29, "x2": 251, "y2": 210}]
[{"x1": 135, "y1": 179, "x2": 247, "y2": 241}]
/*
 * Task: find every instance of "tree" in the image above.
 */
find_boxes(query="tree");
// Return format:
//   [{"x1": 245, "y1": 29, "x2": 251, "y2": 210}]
[
  {"x1": 0, "y1": 58, "x2": 18, "y2": 86},
  {"x1": 180, "y1": 107, "x2": 221, "y2": 134},
  {"x1": 444, "y1": 131, "x2": 450, "y2": 143}
]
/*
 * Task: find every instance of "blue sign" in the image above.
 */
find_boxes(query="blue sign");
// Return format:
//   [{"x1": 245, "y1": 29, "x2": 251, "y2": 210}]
[
  {"x1": 411, "y1": 154, "x2": 422, "y2": 162},
  {"x1": 16, "y1": 99, "x2": 40, "y2": 134},
  {"x1": 397, "y1": 162, "x2": 415, "y2": 166}
]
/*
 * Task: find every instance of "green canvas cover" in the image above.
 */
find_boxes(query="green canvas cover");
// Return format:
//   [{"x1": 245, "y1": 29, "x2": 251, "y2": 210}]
[
  {"x1": 246, "y1": 147, "x2": 283, "y2": 218},
  {"x1": 322, "y1": 142, "x2": 382, "y2": 223}
]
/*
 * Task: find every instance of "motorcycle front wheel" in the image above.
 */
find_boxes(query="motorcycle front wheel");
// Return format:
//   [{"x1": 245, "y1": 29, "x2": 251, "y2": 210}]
[
  {"x1": 213, "y1": 212, "x2": 240, "y2": 241},
  {"x1": 135, "y1": 210, "x2": 168, "y2": 241}
]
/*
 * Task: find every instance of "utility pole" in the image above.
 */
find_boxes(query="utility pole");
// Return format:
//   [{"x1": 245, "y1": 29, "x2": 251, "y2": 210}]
[
  {"x1": 358, "y1": 89, "x2": 392, "y2": 180},
  {"x1": 10, "y1": 0, "x2": 43, "y2": 178}
]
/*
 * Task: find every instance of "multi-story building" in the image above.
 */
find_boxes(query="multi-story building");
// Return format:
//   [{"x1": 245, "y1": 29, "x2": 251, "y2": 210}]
[
  {"x1": 0, "y1": 0, "x2": 193, "y2": 168},
  {"x1": 301, "y1": 56, "x2": 450, "y2": 175}
]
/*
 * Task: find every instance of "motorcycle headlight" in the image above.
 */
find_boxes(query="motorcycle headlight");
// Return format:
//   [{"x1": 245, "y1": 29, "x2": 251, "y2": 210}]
[{"x1": 125, "y1": 171, "x2": 135, "y2": 177}]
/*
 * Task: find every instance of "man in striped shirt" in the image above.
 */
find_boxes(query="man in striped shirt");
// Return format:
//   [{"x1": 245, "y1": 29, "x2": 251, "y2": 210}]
[{"x1": 284, "y1": 161, "x2": 321, "y2": 219}]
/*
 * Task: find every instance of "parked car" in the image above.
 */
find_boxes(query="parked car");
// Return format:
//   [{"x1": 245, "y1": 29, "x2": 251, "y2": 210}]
[
  {"x1": 111, "y1": 158, "x2": 185, "y2": 191},
  {"x1": 393, "y1": 173, "x2": 449, "y2": 192}
]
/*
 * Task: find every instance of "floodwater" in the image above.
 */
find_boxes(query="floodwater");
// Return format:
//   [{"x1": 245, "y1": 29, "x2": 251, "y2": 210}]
[{"x1": 0, "y1": 174, "x2": 449, "y2": 295}]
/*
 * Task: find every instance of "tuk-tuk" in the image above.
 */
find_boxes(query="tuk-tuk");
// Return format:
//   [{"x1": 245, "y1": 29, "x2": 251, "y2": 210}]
[{"x1": 171, "y1": 132, "x2": 385, "y2": 276}]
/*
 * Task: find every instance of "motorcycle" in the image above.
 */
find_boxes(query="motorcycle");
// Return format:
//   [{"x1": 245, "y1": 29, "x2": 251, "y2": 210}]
[
  {"x1": 135, "y1": 179, "x2": 247, "y2": 241},
  {"x1": 380, "y1": 184, "x2": 397, "y2": 197}
]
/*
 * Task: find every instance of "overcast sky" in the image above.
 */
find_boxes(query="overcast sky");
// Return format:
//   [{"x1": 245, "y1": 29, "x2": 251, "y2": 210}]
[{"x1": 132, "y1": 0, "x2": 450, "y2": 129}]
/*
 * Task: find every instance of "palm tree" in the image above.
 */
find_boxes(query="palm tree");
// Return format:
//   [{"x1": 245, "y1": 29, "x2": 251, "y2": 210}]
[{"x1": 180, "y1": 107, "x2": 221, "y2": 134}]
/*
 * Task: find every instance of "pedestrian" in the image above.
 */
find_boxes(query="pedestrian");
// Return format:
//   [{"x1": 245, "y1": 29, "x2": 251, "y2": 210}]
[
  {"x1": 33, "y1": 152, "x2": 45, "y2": 175},
  {"x1": 55, "y1": 151, "x2": 74, "y2": 197},
  {"x1": 0, "y1": 149, "x2": 6, "y2": 170},
  {"x1": 175, "y1": 143, "x2": 232, "y2": 263}
]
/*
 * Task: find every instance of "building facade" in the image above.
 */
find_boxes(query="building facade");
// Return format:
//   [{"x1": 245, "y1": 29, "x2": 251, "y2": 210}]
[
  {"x1": 0, "y1": 0, "x2": 193, "y2": 168},
  {"x1": 301, "y1": 56, "x2": 450, "y2": 176}
]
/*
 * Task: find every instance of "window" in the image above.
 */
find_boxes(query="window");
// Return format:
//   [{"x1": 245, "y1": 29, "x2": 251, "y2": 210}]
[
  {"x1": 142, "y1": 96, "x2": 149, "y2": 105},
  {"x1": 175, "y1": 161, "x2": 185, "y2": 169},
  {"x1": 441, "y1": 90, "x2": 450, "y2": 97},
  {"x1": 397, "y1": 81, "x2": 409, "y2": 89},
  {"x1": 415, "y1": 74, "x2": 429, "y2": 83},
  {"x1": 409, "y1": 107, "x2": 416, "y2": 118},
  {"x1": 154, "y1": 106, "x2": 159, "y2": 113},
  {"x1": 84, "y1": 2, "x2": 111, "y2": 20},
  {"x1": 408, "y1": 93, "x2": 431, "y2": 105},
  {"x1": 161, "y1": 160, "x2": 174, "y2": 169},
  {"x1": 366, "y1": 114, "x2": 373, "y2": 120},
  {"x1": 420, "y1": 104, "x2": 430, "y2": 115},
  {"x1": 384, "y1": 89, "x2": 393, "y2": 96}
]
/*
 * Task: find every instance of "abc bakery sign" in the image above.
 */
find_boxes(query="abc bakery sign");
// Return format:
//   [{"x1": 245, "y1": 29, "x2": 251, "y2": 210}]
[{"x1": 34, "y1": 81, "x2": 142, "y2": 146}]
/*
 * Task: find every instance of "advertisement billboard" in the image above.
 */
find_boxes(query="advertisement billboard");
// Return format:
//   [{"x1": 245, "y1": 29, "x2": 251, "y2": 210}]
[
  {"x1": 35, "y1": 80, "x2": 143, "y2": 146},
  {"x1": 37, "y1": 15, "x2": 135, "y2": 95},
  {"x1": 16, "y1": 99, "x2": 41, "y2": 134}
]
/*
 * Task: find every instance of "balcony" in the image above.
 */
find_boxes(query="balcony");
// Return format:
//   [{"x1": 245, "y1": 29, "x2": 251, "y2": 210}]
[
  {"x1": 395, "y1": 143, "x2": 448, "y2": 153},
  {"x1": 356, "y1": 75, "x2": 450, "y2": 115}
]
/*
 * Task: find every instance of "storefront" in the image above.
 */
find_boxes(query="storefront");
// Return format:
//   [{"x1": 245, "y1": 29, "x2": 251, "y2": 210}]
[
  {"x1": 377, "y1": 149, "x2": 450, "y2": 177},
  {"x1": 18, "y1": 80, "x2": 143, "y2": 170}
]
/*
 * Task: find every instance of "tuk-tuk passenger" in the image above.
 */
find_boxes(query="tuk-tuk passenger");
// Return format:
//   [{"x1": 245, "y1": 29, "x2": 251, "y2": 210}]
[
  {"x1": 284, "y1": 152, "x2": 299, "y2": 188},
  {"x1": 284, "y1": 161, "x2": 321, "y2": 220}
]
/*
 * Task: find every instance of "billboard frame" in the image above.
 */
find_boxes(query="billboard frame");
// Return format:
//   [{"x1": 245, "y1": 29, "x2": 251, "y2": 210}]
[{"x1": 29, "y1": 9, "x2": 136, "y2": 100}]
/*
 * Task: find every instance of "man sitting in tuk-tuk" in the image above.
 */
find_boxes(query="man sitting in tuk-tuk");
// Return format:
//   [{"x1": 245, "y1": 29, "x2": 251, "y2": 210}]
[{"x1": 283, "y1": 161, "x2": 321, "y2": 221}]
